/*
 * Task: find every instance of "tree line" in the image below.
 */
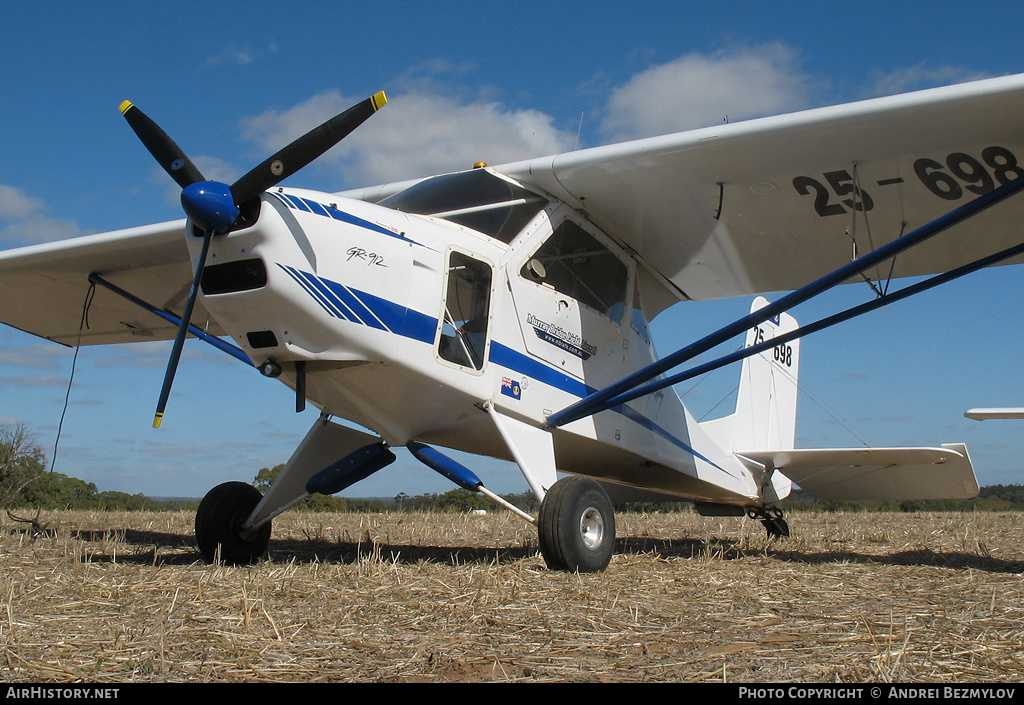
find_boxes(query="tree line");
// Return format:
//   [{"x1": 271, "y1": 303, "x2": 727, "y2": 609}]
[
  {"x1": 2, "y1": 424, "x2": 1023, "y2": 514},
  {"x1": 255, "y1": 462, "x2": 540, "y2": 513},
  {"x1": 0, "y1": 425, "x2": 171, "y2": 511}
]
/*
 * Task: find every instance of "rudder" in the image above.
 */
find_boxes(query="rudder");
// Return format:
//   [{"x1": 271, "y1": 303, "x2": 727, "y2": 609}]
[{"x1": 732, "y1": 296, "x2": 800, "y2": 453}]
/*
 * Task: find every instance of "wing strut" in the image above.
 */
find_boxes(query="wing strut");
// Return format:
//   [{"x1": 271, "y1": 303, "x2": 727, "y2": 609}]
[
  {"x1": 87, "y1": 274, "x2": 253, "y2": 366},
  {"x1": 546, "y1": 174, "x2": 1024, "y2": 429},
  {"x1": 602, "y1": 238, "x2": 1024, "y2": 412}
]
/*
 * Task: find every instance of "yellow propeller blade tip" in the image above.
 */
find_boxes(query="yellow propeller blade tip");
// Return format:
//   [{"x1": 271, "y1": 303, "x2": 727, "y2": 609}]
[
  {"x1": 152, "y1": 413, "x2": 163, "y2": 429},
  {"x1": 371, "y1": 91, "x2": 387, "y2": 111},
  {"x1": 119, "y1": 100, "x2": 134, "y2": 115}
]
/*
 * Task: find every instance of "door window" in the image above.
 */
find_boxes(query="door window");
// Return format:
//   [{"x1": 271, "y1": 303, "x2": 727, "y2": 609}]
[
  {"x1": 437, "y1": 251, "x2": 492, "y2": 370},
  {"x1": 519, "y1": 219, "x2": 629, "y2": 323}
]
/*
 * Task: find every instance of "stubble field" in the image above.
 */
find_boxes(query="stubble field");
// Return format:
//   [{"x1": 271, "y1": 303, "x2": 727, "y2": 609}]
[{"x1": 1, "y1": 509, "x2": 1022, "y2": 683}]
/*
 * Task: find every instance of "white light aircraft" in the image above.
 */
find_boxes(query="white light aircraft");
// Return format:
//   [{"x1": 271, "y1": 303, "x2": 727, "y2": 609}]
[
  {"x1": 3, "y1": 75, "x2": 1024, "y2": 572},
  {"x1": 965, "y1": 409, "x2": 1024, "y2": 420}
]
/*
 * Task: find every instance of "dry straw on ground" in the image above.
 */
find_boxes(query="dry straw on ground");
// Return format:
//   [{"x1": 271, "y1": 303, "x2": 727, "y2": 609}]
[{"x1": 1, "y1": 509, "x2": 1022, "y2": 682}]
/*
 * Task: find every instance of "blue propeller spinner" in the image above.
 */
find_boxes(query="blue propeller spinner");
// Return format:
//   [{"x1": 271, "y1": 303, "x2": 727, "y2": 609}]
[
  {"x1": 118, "y1": 93, "x2": 388, "y2": 427},
  {"x1": 180, "y1": 182, "x2": 239, "y2": 235}
]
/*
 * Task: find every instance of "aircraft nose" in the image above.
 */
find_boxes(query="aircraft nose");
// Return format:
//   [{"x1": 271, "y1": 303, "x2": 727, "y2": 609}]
[{"x1": 181, "y1": 181, "x2": 240, "y2": 234}]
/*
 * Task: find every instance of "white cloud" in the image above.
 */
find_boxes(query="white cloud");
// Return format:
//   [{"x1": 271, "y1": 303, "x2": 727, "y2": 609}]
[
  {"x1": 235, "y1": 49, "x2": 812, "y2": 189},
  {"x1": 90, "y1": 341, "x2": 228, "y2": 371},
  {"x1": 598, "y1": 44, "x2": 811, "y2": 142},
  {"x1": 241, "y1": 88, "x2": 577, "y2": 188},
  {"x1": 0, "y1": 344, "x2": 70, "y2": 370},
  {"x1": 241, "y1": 91, "x2": 348, "y2": 154},
  {"x1": 0, "y1": 184, "x2": 44, "y2": 220},
  {"x1": 205, "y1": 42, "x2": 277, "y2": 67},
  {"x1": 237, "y1": 48, "x2": 814, "y2": 189},
  {"x1": 153, "y1": 155, "x2": 242, "y2": 209},
  {"x1": 866, "y1": 63, "x2": 992, "y2": 97},
  {"x1": 0, "y1": 183, "x2": 85, "y2": 247},
  {"x1": 0, "y1": 374, "x2": 69, "y2": 389}
]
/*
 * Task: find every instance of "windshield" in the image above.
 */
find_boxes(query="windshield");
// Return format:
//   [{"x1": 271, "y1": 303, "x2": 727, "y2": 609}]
[{"x1": 379, "y1": 169, "x2": 546, "y2": 243}]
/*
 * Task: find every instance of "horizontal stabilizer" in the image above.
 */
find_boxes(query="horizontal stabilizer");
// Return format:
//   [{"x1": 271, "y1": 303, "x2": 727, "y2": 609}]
[{"x1": 741, "y1": 444, "x2": 978, "y2": 501}]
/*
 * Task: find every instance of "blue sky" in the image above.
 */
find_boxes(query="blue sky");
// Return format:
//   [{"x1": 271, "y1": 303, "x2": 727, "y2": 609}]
[{"x1": 1, "y1": 1, "x2": 1022, "y2": 498}]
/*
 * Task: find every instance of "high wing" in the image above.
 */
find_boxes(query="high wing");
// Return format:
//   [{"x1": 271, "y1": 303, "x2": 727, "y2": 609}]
[
  {"x1": 0, "y1": 220, "x2": 224, "y2": 346},
  {"x1": 503, "y1": 74, "x2": 1024, "y2": 308},
  {"x1": 349, "y1": 74, "x2": 1024, "y2": 315},
  {"x1": 6, "y1": 75, "x2": 1024, "y2": 345},
  {"x1": 965, "y1": 408, "x2": 1024, "y2": 420}
]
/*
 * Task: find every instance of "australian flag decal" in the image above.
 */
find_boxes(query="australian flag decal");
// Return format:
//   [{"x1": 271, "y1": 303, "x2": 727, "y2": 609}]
[{"x1": 501, "y1": 377, "x2": 522, "y2": 400}]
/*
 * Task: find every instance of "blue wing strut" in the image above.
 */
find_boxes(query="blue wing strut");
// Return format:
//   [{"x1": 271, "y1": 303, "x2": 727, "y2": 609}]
[
  {"x1": 546, "y1": 174, "x2": 1024, "y2": 429},
  {"x1": 88, "y1": 273, "x2": 254, "y2": 366}
]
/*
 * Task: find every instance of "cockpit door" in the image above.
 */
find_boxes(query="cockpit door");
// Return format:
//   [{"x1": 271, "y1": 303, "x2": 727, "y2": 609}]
[
  {"x1": 507, "y1": 215, "x2": 631, "y2": 381},
  {"x1": 435, "y1": 248, "x2": 493, "y2": 372}
]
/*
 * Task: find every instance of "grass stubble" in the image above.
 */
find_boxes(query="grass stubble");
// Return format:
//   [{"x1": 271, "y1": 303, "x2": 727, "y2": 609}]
[{"x1": 1, "y1": 509, "x2": 1022, "y2": 683}]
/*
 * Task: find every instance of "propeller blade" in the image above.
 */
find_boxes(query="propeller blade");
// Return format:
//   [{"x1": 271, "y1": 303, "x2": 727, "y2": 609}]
[
  {"x1": 120, "y1": 101, "x2": 206, "y2": 190},
  {"x1": 230, "y1": 91, "x2": 387, "y2": 204},
  {"x1": 153, "y1": 230, "x2": 213, "y2": 428},
  {"x1": 123, "y1": 92, "x2": 386, "y2": 427}
]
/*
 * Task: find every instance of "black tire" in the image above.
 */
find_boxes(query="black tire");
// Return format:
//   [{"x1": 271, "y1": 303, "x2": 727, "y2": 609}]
[
  {"x1": 763, "y1": 516, "x2": 790, "y2": 538},
  {"x1": 195, "y1": 481, "x2": 271, "y2": 565},
  {"x1": 537, "y1": 475, "x2": 615, "y2": 572}
]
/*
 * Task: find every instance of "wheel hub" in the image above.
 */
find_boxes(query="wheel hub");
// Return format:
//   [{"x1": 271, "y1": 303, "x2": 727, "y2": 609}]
[{"x1": 579, "y1": 507, "x2": 605, "y2": 549}]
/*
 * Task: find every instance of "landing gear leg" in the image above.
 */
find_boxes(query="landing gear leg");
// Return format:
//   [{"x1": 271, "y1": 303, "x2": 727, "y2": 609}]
[
  {"x1": 748, "y1": 506, "x2": 789, "y2": 539},
  {"x1": 195, "y1": 481, "x2": 272, "y2": 564},
  {"x1": 537, "y1": 476, "x2": 615, "y2": 572}
]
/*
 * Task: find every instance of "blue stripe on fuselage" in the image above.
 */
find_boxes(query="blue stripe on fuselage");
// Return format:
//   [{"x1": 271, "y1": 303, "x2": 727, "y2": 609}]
[
  {"x1": 268, "y1": 192, "x2": 427, "y2": 246},
  {"x1": 277, "y1": 265, "x2": 435, "y2": 344},
  {"x1": 488, "y1": 342, "x2": 732, "y2": 477},
  {"x1": 278, "y1": 267, "x2": 731, "y2": 478}
]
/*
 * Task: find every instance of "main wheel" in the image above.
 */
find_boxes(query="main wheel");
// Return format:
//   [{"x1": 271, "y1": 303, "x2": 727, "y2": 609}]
[
  {"x1": 195, "y1": 481, "x2": 271, "y2": 565},
  {"x1": 537, "y1": 475, "x2": 615, "y2": 572}
]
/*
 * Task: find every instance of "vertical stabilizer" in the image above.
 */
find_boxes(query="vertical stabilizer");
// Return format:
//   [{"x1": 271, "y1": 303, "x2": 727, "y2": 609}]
[{"x1": 732, "y1": 296, "x2": 801, "y2": 452}]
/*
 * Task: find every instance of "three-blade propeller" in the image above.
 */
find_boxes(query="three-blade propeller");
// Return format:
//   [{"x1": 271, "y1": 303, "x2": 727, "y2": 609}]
[{"x1": 120, "y1": 92, "x2": 388, "y2": 427}]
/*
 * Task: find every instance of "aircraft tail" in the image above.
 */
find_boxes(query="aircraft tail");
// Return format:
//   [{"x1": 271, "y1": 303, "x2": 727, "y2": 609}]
[
  {"x1": 700, "y1": 296, "x2": 800, "y2": 503},
  {"x1": 707, "y1": 298, "x2": 979, "y2": 504},
  {"x1": 731, "y1": 296, "x2": 801, "y2": 452}
]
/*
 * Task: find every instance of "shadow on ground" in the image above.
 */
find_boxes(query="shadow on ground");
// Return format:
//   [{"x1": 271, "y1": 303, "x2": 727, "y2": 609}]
[{"x1": 23, "y1": 526, "x2": 1022, "y2": 574}]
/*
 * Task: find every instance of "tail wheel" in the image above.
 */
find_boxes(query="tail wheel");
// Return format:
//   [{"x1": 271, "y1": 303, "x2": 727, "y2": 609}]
[
  {"x1": 195, "y1": 481, "x2": 271, "y2": 564},
  {"x1": 763, "y1": 515, "x2": 790, "y2": 538},
  {"x1": 748, "y1": 506, "x2": 790, "y2": 539},
  {"x1": 537, "y1": 475, "x2": 615, "y2": 572}
]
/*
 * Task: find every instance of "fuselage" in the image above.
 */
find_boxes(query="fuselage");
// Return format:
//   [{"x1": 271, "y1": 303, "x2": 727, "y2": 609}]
[{"x1": 191, "y1": 170, "x2": 762, "y2": 504}]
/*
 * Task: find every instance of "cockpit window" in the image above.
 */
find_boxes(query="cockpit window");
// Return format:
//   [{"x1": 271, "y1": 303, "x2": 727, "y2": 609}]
[
  {"x1": 521, "y1": 219, "x2": 629, "y2": 323},
  {"x1": 379, "y1": 168, "x2": 546, "y2": 243}
]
